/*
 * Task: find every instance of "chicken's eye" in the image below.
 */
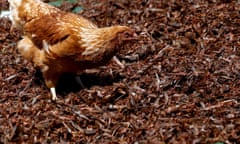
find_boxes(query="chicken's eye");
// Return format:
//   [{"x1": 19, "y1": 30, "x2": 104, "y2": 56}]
[{"x1": 124, "y1": 32, "x2": 130, "y2": 38}]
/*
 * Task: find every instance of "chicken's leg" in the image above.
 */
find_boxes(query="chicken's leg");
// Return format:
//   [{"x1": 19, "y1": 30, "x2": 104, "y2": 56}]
[
  {"x1": 75, "y1": 76, "x2": 85, "y2": 88},
  {"x1": 50, "y1": 87, "x2": 57, "y2": 100},
  {"x1": 43, "y1": 70, "x2": 60, "y2": 100}
]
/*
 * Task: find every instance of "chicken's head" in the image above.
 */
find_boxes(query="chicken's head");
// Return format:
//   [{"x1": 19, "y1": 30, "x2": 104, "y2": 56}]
[{"x1": 116, "y1": 26, "x2": 138, "y2": 42}]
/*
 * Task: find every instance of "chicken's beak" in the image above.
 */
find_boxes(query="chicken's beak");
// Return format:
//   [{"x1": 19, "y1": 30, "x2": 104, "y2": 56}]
[
  {"x1": 124, "y1": 32, "x2": 139, "y2": 41},
  {"x1": 132, "y1": 32, "x2": 139, "y2": 40}
]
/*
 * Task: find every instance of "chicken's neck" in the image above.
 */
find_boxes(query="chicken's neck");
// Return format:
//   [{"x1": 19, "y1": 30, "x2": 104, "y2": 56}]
[{"x1": 80, "y1": 26, "x2": 122, "y2": 60}]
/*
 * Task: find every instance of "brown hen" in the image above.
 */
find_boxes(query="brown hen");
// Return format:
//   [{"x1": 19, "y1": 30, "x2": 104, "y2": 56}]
[{"x1": 9, "y1": 0, "x2": 136, "y2": 100}]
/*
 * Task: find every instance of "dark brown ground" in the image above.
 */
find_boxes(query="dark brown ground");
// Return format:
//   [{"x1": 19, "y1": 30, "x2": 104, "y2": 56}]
[{"x1": 0, "y1": 0, "x2": 240, "y2": 143}]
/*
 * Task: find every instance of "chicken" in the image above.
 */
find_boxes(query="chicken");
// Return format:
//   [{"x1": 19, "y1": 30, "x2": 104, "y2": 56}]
[{"x1": 9, "y1": 0, "x2": 136, "y2": 100}]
